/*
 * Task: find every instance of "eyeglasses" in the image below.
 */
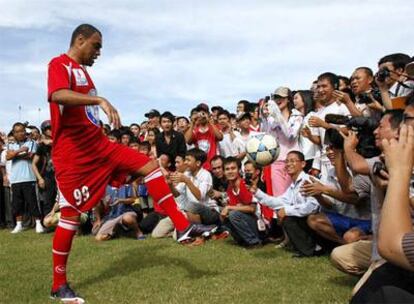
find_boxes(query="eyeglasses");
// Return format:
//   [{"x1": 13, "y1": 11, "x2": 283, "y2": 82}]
[{"x1": 285, "y1": 159, "x2": 300, "y2": 165}]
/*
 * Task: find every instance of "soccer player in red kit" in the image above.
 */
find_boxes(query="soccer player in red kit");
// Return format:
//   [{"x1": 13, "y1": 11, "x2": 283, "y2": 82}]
[{"x1": 48, "y1": 24, "x2": 215, "y2": 303}]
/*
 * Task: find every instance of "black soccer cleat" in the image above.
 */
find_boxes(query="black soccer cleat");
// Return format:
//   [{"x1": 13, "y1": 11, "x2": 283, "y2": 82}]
[
  {"x1": 50, "y1": 283, "x2": 85, "y2": 303},
  {"x1": 177, "y1": 223, "x2": 217, "y2": 243}
]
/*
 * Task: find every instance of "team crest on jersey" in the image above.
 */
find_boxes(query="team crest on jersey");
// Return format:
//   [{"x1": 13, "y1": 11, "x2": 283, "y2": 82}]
[
  {"x1": 73, "y1": 68, "x2": 88, "y2": 86},
  {"x1": 85, "y1": 89, "x2": 100, "y2": 126}
]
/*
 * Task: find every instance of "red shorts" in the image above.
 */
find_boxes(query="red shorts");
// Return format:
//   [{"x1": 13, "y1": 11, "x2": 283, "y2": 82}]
[{"x1": 55, "y1": 143, "x2": 150, "y2": 214}]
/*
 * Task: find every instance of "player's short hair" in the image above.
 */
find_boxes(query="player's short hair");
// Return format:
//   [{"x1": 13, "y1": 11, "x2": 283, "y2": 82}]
[
  {"x1": 186, "y1": 148, "x2": 207, "y2": 165},
  {"x1": 287, "y1": 150, "x2": 305, "y2": 161},
  {"x1": 70, "y1": 24, "x2": 102, "y2": 46}
]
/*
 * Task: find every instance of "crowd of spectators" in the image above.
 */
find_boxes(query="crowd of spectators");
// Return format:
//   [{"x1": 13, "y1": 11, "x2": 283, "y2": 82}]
[{"x1": 1, "y1": 52, "x2": 414, "y2": 302}]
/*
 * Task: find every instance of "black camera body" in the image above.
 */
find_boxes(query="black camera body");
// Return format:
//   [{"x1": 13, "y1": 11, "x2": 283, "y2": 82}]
[
  {"x1": 376, "y1": 68, "x2": 391, "y2": 82},
  {"x1": 358, "y1": 88, "x2": 383, "y2": 105},
  {"x1": 244, "y1": 173, "x2": 253, "y2": 186},
  {"x1": 325, "y1": 114, "x2": 380, "y2": 158}
]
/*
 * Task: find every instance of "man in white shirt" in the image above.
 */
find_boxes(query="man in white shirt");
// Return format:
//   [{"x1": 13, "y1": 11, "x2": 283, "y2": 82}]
[
  {"x1": 252, "y1": 151, "x2": 321, "y2": 257},
  {"x1": 308, "y1": 73, "x2": 351, "y2": 178}
]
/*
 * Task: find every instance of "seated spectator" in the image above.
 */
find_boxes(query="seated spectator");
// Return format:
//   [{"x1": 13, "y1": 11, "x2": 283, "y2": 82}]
[
  {"x1": 170, "y1": 148, "x2": 220, "y2": 226},
  {"x1": 221, "y1": 157, "x2": 262, "y2": 248},
  {"x1": 152, "y1": 155, "x2": 189, "y2": 239},
  {"x1": 253, "y1": 151, "x2": 321, "y2": 257},
  {"x1": 95, "y1": 182, "x2": 144, "y2": 241},
  {"x1": 208, "y1": 155, "x2": 228, "y2": 206},
  {"x1": 304, "y1": 145, "x2": 372, "y2": 245}
]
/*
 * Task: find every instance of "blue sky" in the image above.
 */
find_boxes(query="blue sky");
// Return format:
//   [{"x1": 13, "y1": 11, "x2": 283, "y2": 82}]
[{"x1": 0, "y1": 0, "x2": 412, "y2": 131}]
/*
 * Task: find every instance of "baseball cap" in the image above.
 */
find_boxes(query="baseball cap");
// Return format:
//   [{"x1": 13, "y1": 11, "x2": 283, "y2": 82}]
[
  {"x1": 144, "y1": 109, "x2": 161, "y2": 118},
  {"x1": 271, "y1": 86, "x2": 291, "y2": 99},
  {"x1": 160, "y1": 111, "x2": 175, "y2": 122}
]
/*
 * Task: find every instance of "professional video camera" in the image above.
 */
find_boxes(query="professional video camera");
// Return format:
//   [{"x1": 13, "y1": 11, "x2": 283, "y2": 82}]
[{"x1": 324, "y1": 114, "x2": 380, "y2": 158}]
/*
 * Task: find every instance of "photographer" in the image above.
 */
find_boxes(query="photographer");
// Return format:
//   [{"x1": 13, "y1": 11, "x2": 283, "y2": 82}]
[
  {"x1": 342, "y1": 110, "x2": 404, "y2": 294},
  {"x1": 375, "y1": 53, "x2": 414, "y2": 110},
  {"x1": 334, "y1": 67, "x2": 383, "y2": 120},
  {"x1": 351, "y1": 125, "x2": 414, "y2": 303},
  {"x1": 184, "y1": 103, "x2": 223, "y2": 171}
]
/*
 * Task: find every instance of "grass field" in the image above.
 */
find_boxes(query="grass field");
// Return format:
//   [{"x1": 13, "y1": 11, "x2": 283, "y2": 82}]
[{"x1": 0, "y1": 230, "x2": 358, "y2": 304}]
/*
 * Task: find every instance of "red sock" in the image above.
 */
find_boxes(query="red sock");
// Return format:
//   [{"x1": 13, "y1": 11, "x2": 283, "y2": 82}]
[
  {"x1": 52, "y1": 217, "x2": 79, "y2": 291},
  {"x1": 144, "y1": 168, "x2": 190, "y2": 231}
]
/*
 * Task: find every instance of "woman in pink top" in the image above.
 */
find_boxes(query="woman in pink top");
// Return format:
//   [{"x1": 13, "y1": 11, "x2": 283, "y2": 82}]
[{"x1": 261, "y1": 87, "x2": 303, "y2": 196}]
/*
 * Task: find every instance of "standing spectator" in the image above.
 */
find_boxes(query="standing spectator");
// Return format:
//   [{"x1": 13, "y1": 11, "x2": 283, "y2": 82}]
[
  {"x1": 129, "y1": 123, "x2": 140, "y2": 140},
  {"x1": 308, "y1": 72, "x2": 351, "y2": 178},
  {"x1": 262, "y1": 86, "x2": 303, "y2": 196},
  {"x1": 6, "y1": 122, "x2": 43, "y2": 233},
  {"x1": 32, "y1": 120, "x2": 56, "y2": 218},
  {"x1": 144, "y1": 109, "x2": 161, "y2": 130},
  {"x1": 236, "y1": 100, "x2": 250, "y2": 118},
  {"x1": 155, "y1": 111, "x2": 187, "y2": 171},
  {"x1": 0, "y1": 132, "x2": 14, "y2": 228},
  {"x1": 217, "y1": 110, "x2": 245, "y2": 159},
  {"x1": 376, "y1": 53, "x2": 414, "y2": 110},
  {"x1": 184, "y1": 103, "x2": 223, "y2": 171},
  {"x1": 144, "y1": 128, "x2": 160, "y2": 159},
  {"x1": 294, "y1": 90, "x2": 319, "y2": 172}
]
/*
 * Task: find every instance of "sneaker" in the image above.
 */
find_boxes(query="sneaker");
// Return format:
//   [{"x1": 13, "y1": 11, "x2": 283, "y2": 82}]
[
  {"x1": 36, "y1": 224, "x2": 45, "y2": 234},
  {"x1": 11, "y1": 225, "x2": 23, "y2": 234},
  {"x1": 50, "y1": 283, "x2": 85, "y2": 303},
  {"x1": 176, "y1": 223, "x2": 217, "y2": 243}
]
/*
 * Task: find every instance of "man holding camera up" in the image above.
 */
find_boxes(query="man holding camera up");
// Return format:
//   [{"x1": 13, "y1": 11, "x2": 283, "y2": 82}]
[
  {"x1": 341, "y1": 109, "x2": 404, "y2": 294},
  {"x1": 375, "y1": 53, "x2": 414, "y2": 110},
  {"x1": 184, "y1": 103, "x2": 223, "y2": 171}
]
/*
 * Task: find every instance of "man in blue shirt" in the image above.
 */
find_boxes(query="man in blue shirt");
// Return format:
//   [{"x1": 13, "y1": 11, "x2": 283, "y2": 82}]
[{"x1": 6, "y1": 122, "x2": 43, "y2": 233}]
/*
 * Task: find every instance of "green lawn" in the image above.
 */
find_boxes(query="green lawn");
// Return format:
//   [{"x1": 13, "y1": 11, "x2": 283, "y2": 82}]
[{"x1": 0, "y1": 230, "x2": 357, "y2": 304}]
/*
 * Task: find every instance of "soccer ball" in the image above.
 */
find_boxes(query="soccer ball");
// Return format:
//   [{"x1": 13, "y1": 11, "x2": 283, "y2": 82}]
[{"x1": 246, "y1": 134, "x2": 280, "y2": 167}]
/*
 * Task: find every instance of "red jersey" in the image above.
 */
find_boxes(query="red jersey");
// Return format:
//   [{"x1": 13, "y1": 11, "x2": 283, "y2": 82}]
[
  {"x1": 226, "y1": 179, "x2": 254, "y2": 206},
  {"x1": 47, "y1": 54, "x2": 150, "y2": 213},
  {"x1": 48, "y1": 54, "x2": 114, "y2": 169},
  {"x1": 193, "y1": 125, "x2": 218, "y2": 171}
]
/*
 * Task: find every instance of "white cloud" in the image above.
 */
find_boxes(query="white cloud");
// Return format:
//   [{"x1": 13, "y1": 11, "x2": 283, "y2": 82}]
[{"x1": 0, "y1": 0, "x2": 413, "y2": 130}]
